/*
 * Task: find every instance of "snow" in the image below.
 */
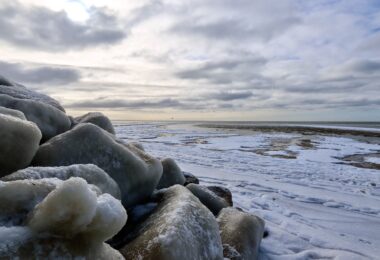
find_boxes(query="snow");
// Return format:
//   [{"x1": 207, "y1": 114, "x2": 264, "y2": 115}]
[
  {"x1": 115, "y1": 122, "x2": 380, "y2": 259},
  {"x1": 365, "y1": 157, "x2": 380, "y2": 165}
]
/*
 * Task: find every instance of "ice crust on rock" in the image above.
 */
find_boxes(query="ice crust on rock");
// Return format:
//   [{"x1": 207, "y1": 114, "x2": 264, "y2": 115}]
[
  {"x1": 0, "y1": 94, "x2": 70, "y2": 141},
  {"x1": 217, "y1": 207, "x2": 265, "y2": 260},
  {"x1": 157, "y1": 158, "x2": 186, "y2": 189},
  {"x1": 187, "y1": 183, "x2": 229, "y2": 215},
  {"x1": 74, "y1": 112, "x2": 115, "y2": 134},
  {"x1": 2, "y1": 164, "x2": 121, "y2": 199},
  {"x1": 120, "y1": 185, "x2": 223, "y2": 260},
  {"x1": 0, "y1": 177, "x2": 127, "y2": 259},
  {"x1": 0, "y1": 106, "x2": 26, "y2": 119},
  {"x1": 0, "y1": 75, "x2": 65, "y2": 111},
  {"x1": 0, "y1": 114, "x2": 42, "y2": 176},
  {"x1": 32, "y1": 123, "x2": 163, "y2": 207}
]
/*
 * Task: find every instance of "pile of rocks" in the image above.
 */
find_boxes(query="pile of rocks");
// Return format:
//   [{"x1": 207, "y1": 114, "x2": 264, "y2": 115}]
[{"x1": 0, "y1": 75, "x2": 265, "y2": 259}]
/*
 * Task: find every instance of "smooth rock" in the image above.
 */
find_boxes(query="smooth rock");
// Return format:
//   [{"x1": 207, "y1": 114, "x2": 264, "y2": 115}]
[
  {"x1": 0, "y1": 106, "x2": 26, "y2": 120},
  {"x1": 0, "y1": 94, "x2": 70, "y2": 142},
  {"x1": 2, "y1": 164, "x2": 121, "y2": 199},
  {"x1": 187, "y1": 183, "x2": 229, "y2": 215},
  {"x1": 0, "y1": 114, "x2": 41, "y2": 177},
  {"x1": 74, "y1": 112, "x2": 115, "y2": 134},
  {"x1": 207, "y1": 185, "x2": 233, "y2": 206},
  {"x1": 217, "y1": 207, "x2": 265, "y2": 260},
  {"x1": 157, "y1": 158, "x2": 186, "y2": 189},
  {"x1": 32, "y1": 123, "x2": 163, "y2": 207},
  {"x1": 0, "y1": 75, "x2": 65, "y2": 111},
  {"x1": 119, "y1": 185, "x2": 223, "y2": 260}
]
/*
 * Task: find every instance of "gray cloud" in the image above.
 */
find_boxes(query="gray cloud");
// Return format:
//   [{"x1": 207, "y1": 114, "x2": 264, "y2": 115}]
[
  {"x1": 207, "y1": 91, "x2": 253, "y2": 101},
  {"x1": 0, "y1": 2, "x2": 126, "y2": 51},
  {"x1": 0, "y1": 61, "x2": 80, "y2": 85},
  {"x1": 66, "y1": 98, "x2": 183, "y2": 109}
]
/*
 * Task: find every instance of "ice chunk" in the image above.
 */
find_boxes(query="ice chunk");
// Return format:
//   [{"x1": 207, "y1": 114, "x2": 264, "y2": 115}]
[{"x1": 157, "y1": 158, "x2": 186, "y2": 189}]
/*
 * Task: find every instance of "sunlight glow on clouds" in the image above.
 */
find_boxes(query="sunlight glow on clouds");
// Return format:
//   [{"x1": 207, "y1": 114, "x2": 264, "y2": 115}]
[{"x1": 0, "y1": 0, "x2": 379, "y2": 120}]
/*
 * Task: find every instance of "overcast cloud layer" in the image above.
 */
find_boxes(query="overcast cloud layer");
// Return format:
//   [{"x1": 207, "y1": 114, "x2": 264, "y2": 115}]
[{"x1": 0, "y1": 0, "x2": 379, "y2": 120}]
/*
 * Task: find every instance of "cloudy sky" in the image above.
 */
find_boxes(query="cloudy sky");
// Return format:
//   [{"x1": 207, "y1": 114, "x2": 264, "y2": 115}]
[{"x1": 0, "y1": 0, "x2": 379, "y2": 121}]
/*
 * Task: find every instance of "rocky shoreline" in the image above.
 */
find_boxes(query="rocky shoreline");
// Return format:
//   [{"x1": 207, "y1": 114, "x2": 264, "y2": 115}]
[{"x1": 0, "y1": 75, "x2": 265, "y2": 259}]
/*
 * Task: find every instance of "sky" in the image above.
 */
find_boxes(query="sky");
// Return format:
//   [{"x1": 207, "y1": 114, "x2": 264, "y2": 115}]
[{"x1": 0, "y1": 0, "x2": 379, "y2": 121}]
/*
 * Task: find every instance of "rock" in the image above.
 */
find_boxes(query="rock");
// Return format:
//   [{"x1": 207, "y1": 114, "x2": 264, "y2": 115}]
[
  {"x1": 0, "y1": 114, "x2": 42, "y2": 177},
  {"x1": 0, "y1": 94, "x2": 71, "y2": 142},
  {"x1": 119, "y1": 185, "x2": 223, "y2": 260},
  {"x1": 32, "y1": 123, "x2": 163, "y2": 207},
  {"x1": 0, "y1": 177, "x2": 127, "y2": 259},
  {"x1": 217, "y1": 207, "x2": 265, "y2": 260},
  {"x1": 187, "y1": 183, "x2": 229, "y2": 215},
  {"x1": 0, "y1": 106, "x2": 26, "y2": 120},
  {"x1": 2, "y1": 164, "x2": 121, "y2": 199},
  {"x1": 129, "y1": 142, "x2": 145, "y2": 151},
  {"x1": 157, "y1": 158, "x2": 186, "y2": 189},
  {"x1": 0, "y1": 75, "x2": 65, "y2": 111},
  {"x1": 207, "y1": 186, "x2": 233, "y2": 206},
  {"x1": 183, "y1": 171, "x2": 200, "y2": 185},
  {"x1": 74, "y1": 112, "x2": 115, "y2": 134}
]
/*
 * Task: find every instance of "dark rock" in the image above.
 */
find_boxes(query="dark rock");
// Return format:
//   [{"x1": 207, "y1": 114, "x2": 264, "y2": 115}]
[
  {"x1": 156, "y1": 158, "x2": 186, "y2": 189},
  {"x1": 183, "y1": 171, "x2": 200, "y2": 185},
  {"x1": 207, "y1": 186, "x2": 233, "y2": 206},
  {"x1": 74, "y1": 112, "x2": 115, "y2": 134}
]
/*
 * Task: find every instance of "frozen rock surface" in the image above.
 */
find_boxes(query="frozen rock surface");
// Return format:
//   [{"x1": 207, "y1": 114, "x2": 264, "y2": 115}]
[
  {"x1": 207, "y1": 186, "x2": 233, "y2": 206},
  {"x1": 32, "y1": 123, "x2": 163, "y2": 207},
  {"x1": 0, "y1": 177, "x2": 127, "y2": 259},
  {"x1": 0, "y1": 114, "x2": 41, "y2": 177},
  {"x1": 217, "y1": 207, "x2": 265, "y2": 260},
  {"x1": 157, "y1": 158, "x2": 186, "y2": 189},
  {"x1": 0, "y1": 94, "x2": 70, "y2": 141},
  {"x1": 0, "y1": 106, "x2": 26, "y2": 119},
  {"x1": 0, "y1": 75, "x2": 65, "y2": 111},
  {"x1": 2, "y1": 164, "x2": 121, "y2": 199},
  {"x1": 187, "y1": 183, "x2": 229, "y2": 215},
  {"x1": 74, "y1": 112, "x2": 115, "y2": 134},
  {"x1": 119, "y1": 185, "x2": 223, "y2": 260}
]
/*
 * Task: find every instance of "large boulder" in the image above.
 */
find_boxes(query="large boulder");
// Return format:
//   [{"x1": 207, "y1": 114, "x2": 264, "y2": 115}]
[
  {"x1": 74, "y1": 112, "x2": 115, "y2": 134},
  {"x1": 207, "y1": 186, "x2": 233, "y2": 206},
  {"x1": 32, "y1": 123, "x2": 163, "y2": 208},
  {"x1": 0, "y1": 75, "x2": 65, "y2": 111},
  {"x1": 217, "y1": 207, "x2": 265, "y2": 260},
  {"x1": 187, "y1": 183, "x2": 229, "y2": 215},
  {"x1": 0, "y1": 94, "x2": 70, "y2": 142},
  {"x1": 0, "y1": 114, "x2": 42, "y2": 177},
  {"x1": 2, "y1": 164, "x2": 121, "y2": 199},
  {"x1": 0, "y1": 177, "x2": 127, "y2": 259},
  {"x1": 119, "y1": 185, "x2": 223, "y2": 260},
  {"x1": 183, "y1": 171, "x2": 200, "y2": 185},
  {"x1": 156, "y1": 158, "x2": 186, "y2": 189},
  {"x1": 0, "y1": 106, "x2": 26, "y2": 119}
]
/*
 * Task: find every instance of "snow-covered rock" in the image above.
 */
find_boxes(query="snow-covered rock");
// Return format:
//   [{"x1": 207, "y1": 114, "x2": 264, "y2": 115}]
[
  {"x1": 157, "y1": 158, "x2": 186, "y2": 189},
  {"x1": 32, "y1": 123, "x2": 163, "y2": 207},
  {"x1": 0, "y1": 94, "x2": 70, "y2": 142},
  {"x1": 0, "y1": 106, "x2": 26, "y2": 119},
  {"x1": 74, "y1": 112, "x2": 115, "y2": 134},
  {"x1": 217, "y1": 207, "x2": 265, "y2": 260},
  {"x1": 0, "y1": 177, "x2": 127, "y2": 259},
  {"x1": 2, "y1": 164, "x2": 121, "y2": 199},
  {"x1": 0, "y1": 114, "x2": 41, "y2": 177},
  {"x1": 119, "y1": 185, "x2": 223, "y2": 260},
  {"x1": 187, "y1": 183, "x2": 229, "y2": 215},
  {"x1": 0, "y1": 75, "x2": 65, "y2": 111}
]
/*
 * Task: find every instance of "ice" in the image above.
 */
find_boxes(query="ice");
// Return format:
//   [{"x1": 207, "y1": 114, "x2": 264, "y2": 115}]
[
  {"x1": 365, "y1": 157, "x2": 380, "y2": 165},
  {"x1": 115, "y1": 122, "x2": 380, "y2": 259}
]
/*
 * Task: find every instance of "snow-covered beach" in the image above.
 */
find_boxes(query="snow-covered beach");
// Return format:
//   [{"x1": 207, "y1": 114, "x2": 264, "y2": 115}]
[{"x1": 115, "y1": 121, "x2": 380, "y2": 259}]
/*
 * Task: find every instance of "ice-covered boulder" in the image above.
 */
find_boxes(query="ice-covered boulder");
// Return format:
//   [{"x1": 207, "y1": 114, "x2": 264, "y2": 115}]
[
  {"x1": 2, "y1": 164, "x2": 121, "y2": 199},
  {"x1": 0, "y1": 75, "x2": 65, "y2": 111},
  {"x1": 74, "y1": 112, "x2": 115, "y2": 134},
  {"x1": 0, "y1": 94, "x2": 70, "y2": 142},
  {"x1": 217, "y1": 207, "x2": 265, "y2": 260},
  {"x1": 207, "y1": 186, "x2": 233, "y2": 206},
  {"x1": 157, "y1": 158, "x2": 186, "y2": 189},
  {"x1": 0, "y1": 114, "x2": 42, "y2": 177},
  {"x1": 0, "y1": 177, "x2": 127, "y2": 259},
  {"x1": 119, "y1": 185, "x2": 223, "y2": 260},
  {"x1": 32, "y1": 123, "x2": 163, "y2": 207},
  {"x1": 183, "y1": 171, "x2": 200, "y2": 185},
  {"x1": 0, "y1": 106, "x2": 26, "y2": 119},
  {"x1": 187, "y1": 183, "x2": 229, "y2": 215}
]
